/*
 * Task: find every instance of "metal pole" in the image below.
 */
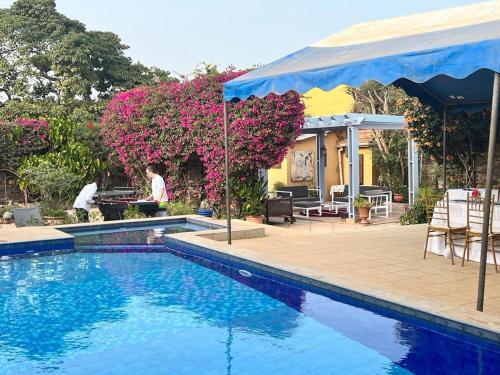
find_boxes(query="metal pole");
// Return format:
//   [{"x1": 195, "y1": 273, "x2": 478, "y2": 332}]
[
  {"x1": 223, "y1": 101, "x2": 232, "y2": 245},
  {"x1": 477, "y1": 72, "x2": 500, "y2": 311},
  {"x1": 442, "y1": 107, "x2": 447, "y2": 191}
]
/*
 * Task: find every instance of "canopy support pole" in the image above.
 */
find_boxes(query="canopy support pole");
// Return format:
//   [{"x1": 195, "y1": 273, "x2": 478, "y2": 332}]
[
  {"x1": 347, "y1": 126, "x2": 359, "y2": 218},
  {"x1": 477, "y1": 72, "x2": 500, "y2": 312},
  {"x1": 316, "y1": 131, "x2": 326, "y2": 202},
  {"x1": 407, "y1": 136, "x2": 419, "y2": 206},
  {"x1": 442, "y1": 107, "x2": 448, "y2": 191},
  {"x1": 223, "y1": 101, "x2": 232, "y2": 245}
]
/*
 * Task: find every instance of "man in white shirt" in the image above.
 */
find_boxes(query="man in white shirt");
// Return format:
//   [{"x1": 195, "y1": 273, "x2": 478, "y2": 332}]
[
  {"x1": 73, "y1": 177, "x2": 101, "y2": 223},
  {"x1": 145, "y1": 166, "x2": 168, "y2": 216}
]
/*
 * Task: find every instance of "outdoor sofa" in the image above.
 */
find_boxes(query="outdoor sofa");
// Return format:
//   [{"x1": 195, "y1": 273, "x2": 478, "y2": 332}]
[{"x1": 276, "y1": 186, "x2": 322, "y2": 218}]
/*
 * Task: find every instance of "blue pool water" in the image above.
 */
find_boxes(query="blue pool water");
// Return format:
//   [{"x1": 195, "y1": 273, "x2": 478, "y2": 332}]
[{"x1": 0, "y1": 227, "x2": 499, "y2": 374}]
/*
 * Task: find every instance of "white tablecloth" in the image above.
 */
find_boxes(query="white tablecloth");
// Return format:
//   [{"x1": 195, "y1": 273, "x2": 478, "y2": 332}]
[
  {"x1": 446, "y1": 188, "x2": 500, "y2": 201},
  {"x1": 428, "y1": 193, "x2": 500, "y2": 264}
]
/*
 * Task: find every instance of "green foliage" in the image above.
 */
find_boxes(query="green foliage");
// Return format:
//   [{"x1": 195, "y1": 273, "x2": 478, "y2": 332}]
[
  {"x1": 18, "y1": 162, "x2": 80, "y2": 209},
  {"x1": 40, "y1": 206, "x2": 67, "y2": 217},
  {"x1": 353, "y1": 195, "x2": 372, "y2": 208},
  {"x1": 349, "y1": 82, "x2": 409, "y2": 188},
  {"x1": 401, "y1": 97, "x2": 491, "y2": 187},
  {"x1": 234, "y1": 175, "x2": 267, "y2": 217},
  {"x1": 0, "y1": 0, "x2": 176, "y2": 121},
  {"x1": 399, "y1": 187, "x2": 439, "y2": 225},
  {"x1": 123, "y1": 205, "x2": 146, "y2": 220},
  {"x1": 0, "y1": 119, "x2": 49, "y2": 170},
  {"x1": 25, "y1": 215, "x2": 43, "y2": 226},
  {"x1": 165, "y1": 201, "x2": 193, "y2": 216},
  {"x1": 390, "y1": 178, "x2": 406, "y2": 195},
  {"x1": 399, "y1": 200, "x2": 425, "y2": 225},
  {"x1": 63, "y1": 212, "x2": 78, "y2": 224},
  {"x1": 20, "y1": 118, "x2": 105, "y2": 191}
]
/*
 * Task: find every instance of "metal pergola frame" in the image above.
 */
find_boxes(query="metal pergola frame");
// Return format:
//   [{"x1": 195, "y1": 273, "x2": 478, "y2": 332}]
[
  {"x1": 221, "y1": 111, "x2": 419, "y2": 245},
  {"x1": 301, "y1": 114, "x2": 419, "y2": 216}
]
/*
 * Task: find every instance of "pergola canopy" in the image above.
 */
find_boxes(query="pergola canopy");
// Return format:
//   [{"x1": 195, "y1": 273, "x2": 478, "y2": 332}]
[
  {"x1": 223, "y1": 1, "x2": 500, "y2": 112},
  {"x1": 302, "y1": 113, "x2": 406, "y2": 133}
]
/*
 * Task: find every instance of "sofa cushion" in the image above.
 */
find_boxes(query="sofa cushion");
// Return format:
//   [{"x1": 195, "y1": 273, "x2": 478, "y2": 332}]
[
  {"x1": 277, "y1": 186, "x2": 309, "y2": 199},
  {"x1": 293, "y1": 196, "x2": 319, "y2": 203},
  {"x1": 362, "y1": 189, "x2": 384, "y2": 196}
]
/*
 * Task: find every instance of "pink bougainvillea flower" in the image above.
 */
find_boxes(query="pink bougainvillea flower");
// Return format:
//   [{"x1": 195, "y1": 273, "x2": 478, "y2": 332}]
[{"x1": 100, "y1": 69, "x2": 304, "y2": 208}]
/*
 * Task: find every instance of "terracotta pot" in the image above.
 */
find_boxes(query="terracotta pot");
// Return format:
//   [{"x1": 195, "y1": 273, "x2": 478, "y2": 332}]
[
  {"x1": 44, "y1": 216, "x2": 65, "y2": 226},
  {"x1": 393, "y1": 194, "x2": 404, "y2": 203},
  {"x1": 245, "y1": 215, "x2": 264, "y2": 224},
  {"x1": 357, "y1": 207, "x2": 371, "y2": 224}
]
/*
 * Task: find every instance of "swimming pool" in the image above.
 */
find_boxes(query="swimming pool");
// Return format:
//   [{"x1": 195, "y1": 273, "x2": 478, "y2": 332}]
[{"x1": 0, "y1": 226, "x2": 499, "y2": 374}]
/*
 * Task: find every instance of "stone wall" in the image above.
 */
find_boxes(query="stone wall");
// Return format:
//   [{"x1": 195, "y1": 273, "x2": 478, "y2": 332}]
[
  {"x1": 0, "y1": 171, "x2": 25, "y2": 204},
  {"x1": 475, "y1": 143, "x2": 500, "y2": 187}
]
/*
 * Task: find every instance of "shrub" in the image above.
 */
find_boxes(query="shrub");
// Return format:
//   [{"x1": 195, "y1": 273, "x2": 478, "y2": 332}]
[
  {"x1": 18, "y1": 163, "x2": 81, "y2": 210},
  {"x1": 100, "y1": 69, "x2": 304, "y2": 214},
  {"x1": 20, "y1": 118, "x2": 105, "y2": 194},
  {"x1": 234, "y1": 175, "x2": 266, "y2": 217},
  {"x1": 0, "y1": 118, "x2": 49, "y2": 170},
  {"x1": 123, "y1": 205, "x2": 146, "y2": 219},
  {"x1": 166, "y1": 201, "x2": 193, "y2": 216},
  {"x1": 63, "y1": 213, "x2": 79, "y2": 224},
  {"x1": 41, "y1": 206, "x2": 67, "y2": 218},
  {"x1": 399, "y1": 187, "x2": 440, "y2": 225}
]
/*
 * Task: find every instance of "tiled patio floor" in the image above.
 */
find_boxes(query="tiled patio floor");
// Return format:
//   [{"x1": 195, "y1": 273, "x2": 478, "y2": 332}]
[{"x1": 173, "y1": 219, "x2": 500, "y2": 335}]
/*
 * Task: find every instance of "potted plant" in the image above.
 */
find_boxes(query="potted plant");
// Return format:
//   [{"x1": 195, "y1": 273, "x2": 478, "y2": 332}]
[
  {"x1": 197, "y1": 200, "x2": 213, "y2": 217},
  {"x1": 391, "y1": 180, "x2": 406, "y2": 203},
  {"x1": 353, "y1": 195, "x2": 373, "y2": 224},
  {"x1": 235, "y1": 175, "x2": 266, "y2": 224}
]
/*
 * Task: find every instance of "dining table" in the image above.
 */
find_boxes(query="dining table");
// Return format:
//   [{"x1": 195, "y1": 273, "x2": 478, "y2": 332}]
[{"x1": 428, "y1": 188, "x2": 500, "y2": 264}]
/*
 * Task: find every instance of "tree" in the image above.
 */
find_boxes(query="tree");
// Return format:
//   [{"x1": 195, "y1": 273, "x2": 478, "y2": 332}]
[
  {"x1": 0, "y1": 0, "x2": 176, "y2": 121},
  {"x1": 18, "y1": 117, "x2": 107, "y2": 193},
  {"x1": 100, "y1": 69, "x2": 304, "y2": 215},
  {"x1": 348, "y1": 81, "x2": 410, "y2": 188},
  {"x1": 400, "y1": 97, "x2": 491, "y2": 187}
]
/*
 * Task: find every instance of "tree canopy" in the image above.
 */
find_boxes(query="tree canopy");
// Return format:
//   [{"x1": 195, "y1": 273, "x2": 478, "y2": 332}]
[{"x1": 0, "y1": 0, "x2": 175, "y2": 122}]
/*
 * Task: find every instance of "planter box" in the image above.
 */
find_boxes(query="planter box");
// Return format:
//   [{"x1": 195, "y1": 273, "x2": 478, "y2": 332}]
[{"x1": 197, "y1": 209, "x2": 213, "y2": 218}]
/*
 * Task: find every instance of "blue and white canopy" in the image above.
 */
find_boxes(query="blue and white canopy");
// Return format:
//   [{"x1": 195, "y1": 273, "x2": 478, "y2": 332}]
[{"x1": 224, "y1": 1, "x2": 500, "y2": 111}]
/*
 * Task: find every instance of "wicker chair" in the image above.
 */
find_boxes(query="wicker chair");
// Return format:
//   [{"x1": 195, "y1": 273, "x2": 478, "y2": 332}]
[
  {"x1": 423, "y1": 192, "x2": 466, "y2": 265},
  {"x1": 462, "y1": 193, "x2": 499, "y2": 272}
]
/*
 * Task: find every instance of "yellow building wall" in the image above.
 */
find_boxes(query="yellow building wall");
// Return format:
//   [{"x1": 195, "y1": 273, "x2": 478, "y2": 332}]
[
  {"x1": 302, "y1": 85, "x2": 354, "y2": 117},
  {"x1": 341, "y1": 147, "x2": 374, "y2": 186},
  {"x1": 269, "y1": 85, "x2": 378, "y2": 197},
  {"x1": 267, "y1": 157, "x2": 288, "y2": 192}
]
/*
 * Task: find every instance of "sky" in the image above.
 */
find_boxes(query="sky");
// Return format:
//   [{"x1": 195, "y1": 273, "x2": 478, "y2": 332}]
[{"x1": 0, "y1": 0, "x2": 487, "y2": 77}]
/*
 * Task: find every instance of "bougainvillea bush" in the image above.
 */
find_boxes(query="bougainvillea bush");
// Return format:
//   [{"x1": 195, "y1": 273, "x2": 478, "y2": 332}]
[
  {"x1": 0, "y1": 118, "x2": 49, "y2": 170},
  {"x1": 100, "y1": 69, "x2": 304, "y2": 214}
]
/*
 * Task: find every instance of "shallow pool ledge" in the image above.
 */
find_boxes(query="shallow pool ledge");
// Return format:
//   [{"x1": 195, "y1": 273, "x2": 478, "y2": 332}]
[{"x1": 0, "y1": 215, "x2": 263, "y2": 256}]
